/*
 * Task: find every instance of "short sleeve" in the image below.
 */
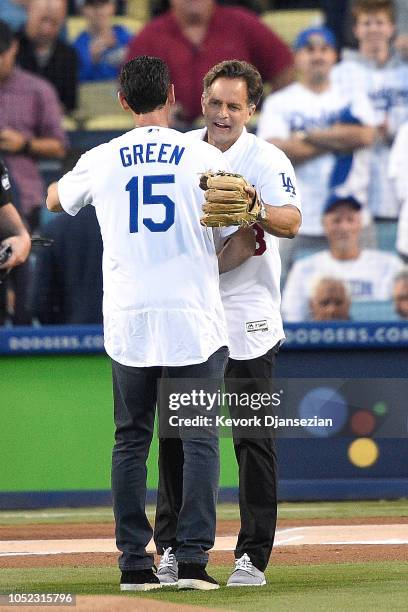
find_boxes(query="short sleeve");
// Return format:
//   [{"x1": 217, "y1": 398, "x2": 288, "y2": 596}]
[
  {"x1": 349, "y1": 92, "x2": 378, "y2": 127},
  {"x1": 258, "y1": 150, "x2": 301, "y2": 211},
  {"x1": 58, "y1": 153, "x2": 93, "y2": 216},
  {"x1": 257, "y1": 95, "x2": 290, "y2": 140}
]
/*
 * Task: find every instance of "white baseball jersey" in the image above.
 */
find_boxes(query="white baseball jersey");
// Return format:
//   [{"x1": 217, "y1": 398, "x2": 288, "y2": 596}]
[
  {"x1": 257, "y1": 81, "x2": 376, "y2": 236},
  {"x1": 58, "y1": 126, "x2": 235, "y2": 367},
  {"x1": 188, "y1": 127, "x2": 301, "y2": 360},
  {"x1": 389, "y1": 121, "x2": 408, "y2": 257},
  {"x1": 282, "y1": 249, "x2": 402, "y2": 322},
  {"x1": 332, "y1": 52, "x2": 408, "y2": 218}
]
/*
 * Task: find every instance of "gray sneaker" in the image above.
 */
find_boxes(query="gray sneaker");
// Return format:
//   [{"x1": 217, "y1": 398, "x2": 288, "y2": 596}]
[
  {"x1": 226, "y1": 553, "x2": 266, "y2": 587},
  {"x1": 156, "y1": 547, "x2": 178, "y2": 586}
]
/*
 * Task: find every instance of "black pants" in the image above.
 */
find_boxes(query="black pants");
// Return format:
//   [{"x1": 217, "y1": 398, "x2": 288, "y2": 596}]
[{"x1": 154, "y1": 344, "x2": 279, "y2": 572}]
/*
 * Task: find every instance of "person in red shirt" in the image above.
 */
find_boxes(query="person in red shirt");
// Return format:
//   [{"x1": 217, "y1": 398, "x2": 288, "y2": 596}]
[{"x1": 126, "y1": 0, "x2": 294, "y2": 124}]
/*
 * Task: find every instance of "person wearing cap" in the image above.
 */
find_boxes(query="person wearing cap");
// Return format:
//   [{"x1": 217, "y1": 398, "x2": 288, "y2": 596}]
[
  {"x1": 257, "y1": 25, "x2": 377, "y2": 279},
  {"x1": 0, "y1": 19, "x2": 67, "y2": 231},
  {"x1": 281, "y1": 194, "x2": 402, "y2": 321}
]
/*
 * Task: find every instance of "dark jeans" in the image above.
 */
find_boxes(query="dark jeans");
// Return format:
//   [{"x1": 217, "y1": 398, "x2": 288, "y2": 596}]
[
  {"x1": 111, "y1": 345, "x2": 229, "y2": 571},
  {"x1": 154, "y1": 343, "x2": 279, "y2": 572}
]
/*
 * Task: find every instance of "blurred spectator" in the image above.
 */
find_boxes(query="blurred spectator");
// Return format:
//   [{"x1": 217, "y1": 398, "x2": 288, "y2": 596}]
[
  {"x1": 150, "y1": 0, "x2": 267, "y2": 15},
  {"x1": 75, "y1": 0, "x2": 132, "y2": 82},
  {"x1": 68, "y1": 0, "x2": 125, "y2": 14},
  {"x1": 331, "y1": 0, "x2": 408, "y2": 227},
  {"x1": 309, "y1": 277, "x2": 351, "y2": 320},
  {"x1": 0, "y1": 156, "x2": 32, "y2": 326},
  {"x1": 33, "y1": 206, "x2": 103, "y2": 324},
  {"x1": 389, "y1": 120, "x2": 408, "y2": 262},
  {"x1": 395, "y1": 0, "x2": 408, "y2": 60},
  {"x1": 126, "y1": 0, "x2": 294, "y2": 124},
  {"x1": 257, "y1": 26, "x2": 376, "y2": 277},
  {"x1": 392, "y1": 268, "x2": 408, "y2": 318},
  {"x1": 281, "y1": 195, "x2": 402, "y2": 321},
  {"x1": 0, "y1": 20, "x2": 67, "y2": 231},
  {"x1": 0, "y1": 0, "x2": 29, "y2": 32},
  {"x1": 17, "y1": 0, "x2": 78, "y2": 112}
]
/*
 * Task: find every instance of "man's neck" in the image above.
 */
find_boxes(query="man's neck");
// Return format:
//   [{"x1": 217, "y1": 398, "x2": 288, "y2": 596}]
[
  {"x1": 330, "y1": 245, "x2": 361, "y2": 260},
  {"x1": 301, "y1": 77, "x2": 330, "y2": 94},
  {"x1": 134, "y1": 108, "x2": 169, "y2": 128},
  {"x1": 359, "y1": 43, "x2": 390, "y2": 66}
]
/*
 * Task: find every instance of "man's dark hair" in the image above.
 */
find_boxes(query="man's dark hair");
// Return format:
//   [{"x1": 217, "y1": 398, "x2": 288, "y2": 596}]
[
  {"x1": 119, "y1": 56, "x2": 171, "y2": 114},
  {"x1": 203, "y1": 60, "x2": 263, "y2": 107},
  {"x1": 0, "y1": 20, "x2": 15, "y2": 55}
]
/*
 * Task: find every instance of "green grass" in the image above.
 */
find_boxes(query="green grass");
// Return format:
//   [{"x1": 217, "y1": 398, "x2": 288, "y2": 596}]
[
  {"x1": 1, "y1": 499, "x2": 408, "y2": 526},
  {"x1": 0, "y1": 563, "x2": 407, "y2": 611}
]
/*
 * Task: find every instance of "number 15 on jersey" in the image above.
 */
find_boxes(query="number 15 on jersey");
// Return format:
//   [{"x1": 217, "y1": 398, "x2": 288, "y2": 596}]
[{"x1": 126, "y1": 174, "x2": 175, "y2": 233}]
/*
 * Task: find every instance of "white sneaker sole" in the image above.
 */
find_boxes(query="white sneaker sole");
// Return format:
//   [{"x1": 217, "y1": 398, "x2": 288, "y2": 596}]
[
  {"x1": 120, "y1": 583, "x2": 162, "y2": 591},
  {"x1": 227, "y1": 580, "x2": 266, "y2": 587},
  {"x1": 158, "y1": 580, "x2": 178, "y2": 587},
  {"x1": 178, "y1": 579, "x2": 220, "y2": 590}
]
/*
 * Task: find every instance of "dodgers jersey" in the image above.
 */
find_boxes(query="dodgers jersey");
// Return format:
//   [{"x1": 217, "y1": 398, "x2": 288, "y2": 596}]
[
  {"x1": 332, "y1": 52, "x2": 408, "y2": 218},
  {"x1": 58, "y1": 126, "x2": 234, "y2": 367},
  {"x1": 257, "y1": 81, "x2": 376, "y2": 235},
  {"x1": 282, "y1": 249, "x2": 402, "y2": 322},
  {"x1": 188, "y1": 127, "x2": 301, "y2": 360},
  {"x1": 389, "y1": 121, "x2": 408, "y2": 257}
]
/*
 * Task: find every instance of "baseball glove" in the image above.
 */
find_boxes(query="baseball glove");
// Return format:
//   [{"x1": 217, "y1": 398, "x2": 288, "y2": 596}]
[{"x1": 199, "y1": 171, "x2": 261, "y2": 227}]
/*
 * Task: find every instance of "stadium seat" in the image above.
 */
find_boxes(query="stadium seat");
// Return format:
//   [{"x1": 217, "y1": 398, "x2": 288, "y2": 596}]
[
  {"x1": 375, "y1": 220, "x2": 398, "y2": 252},
  {"x1": 262, "y1": 9, "x2": 324, "y2": 44},
  {"x1": 350, "y1": 300, "x2": 398, "y2": 321},
  {"x1": 77, "y1": 80, "x2": 121, "y2": 122},
  {"x1": 84, "y1": 113, "x2": 134, "y2": 130}
]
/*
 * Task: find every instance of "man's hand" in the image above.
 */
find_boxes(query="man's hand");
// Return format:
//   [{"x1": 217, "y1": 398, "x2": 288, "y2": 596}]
[
  {"x1": 0, "y1": 234, "x2": 31, "y2": 270},
  {"x1": 0, "y1": 128, "x2": 27, "y2": 154}
]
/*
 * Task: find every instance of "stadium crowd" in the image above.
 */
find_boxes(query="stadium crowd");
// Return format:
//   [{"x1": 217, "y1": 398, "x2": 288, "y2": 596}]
[{"x1": 1, "y1": 0, "x2": 408, "y2": 325}]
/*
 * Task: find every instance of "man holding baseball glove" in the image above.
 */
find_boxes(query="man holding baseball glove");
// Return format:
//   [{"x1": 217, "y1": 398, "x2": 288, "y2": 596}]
[{"x1": 155, "y1": 60, "x2": 302, "y2": 587}]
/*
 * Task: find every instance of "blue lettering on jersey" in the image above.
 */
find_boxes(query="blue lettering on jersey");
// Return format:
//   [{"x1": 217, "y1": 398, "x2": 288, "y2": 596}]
[
  {"x1": 119, "y1": 143, "x2": 185, "y2": 167},
  {"x1": 369, "y1": 87, "x2": 408, "y2": 111},
  {"x1": 348, "y1": 279, "x2": 373, "y2": 298},
  {"x1": 279, "y1": 172, "x2": 296, "y2": 195},
  {"x1": 288, "y1": 107, "x2": 353, "y2": 132}
]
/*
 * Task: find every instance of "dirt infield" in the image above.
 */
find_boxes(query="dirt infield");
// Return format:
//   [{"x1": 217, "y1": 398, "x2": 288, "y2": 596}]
[
  {"x1": 1, "y1": 518, "x2": 407, "y2": 568},
  {"x1": 1, "y1": 595, "x2": 213, "y2": 612}
]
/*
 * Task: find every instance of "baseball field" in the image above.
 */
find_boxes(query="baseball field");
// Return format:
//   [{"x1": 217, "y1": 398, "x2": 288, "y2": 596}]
[{"x1": 1, "y1": 500, "x2": 407, "y2": 611}]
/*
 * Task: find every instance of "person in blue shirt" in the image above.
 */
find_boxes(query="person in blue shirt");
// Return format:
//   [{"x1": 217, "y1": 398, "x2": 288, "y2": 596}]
[{"x1": 74, "y1": 0, "x2": 132, "y2": 82}]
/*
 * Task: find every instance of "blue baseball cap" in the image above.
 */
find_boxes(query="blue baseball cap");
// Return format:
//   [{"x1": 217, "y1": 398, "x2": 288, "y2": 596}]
[
  {"x1": 324, "y1": 194, "x2": 362, "y2": 215},
  {"x1": 293, "y1": 26, "x2": 337, "y2": 51}
]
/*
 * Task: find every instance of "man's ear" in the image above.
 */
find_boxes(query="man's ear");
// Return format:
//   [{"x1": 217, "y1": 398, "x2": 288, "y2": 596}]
[
  {"x1": 118, "y1": 91, "x2": 130, "y2": 111},
  {"x1": 167, "y1": 84, "x2": 175, "y2": 105}
]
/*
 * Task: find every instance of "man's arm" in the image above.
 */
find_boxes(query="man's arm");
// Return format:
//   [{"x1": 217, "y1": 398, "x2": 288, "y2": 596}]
[
  {"x1": 303, "y1": 123, "x2": 376, "y2": 152},
  {"x1": 259, "y1": 203, "x2": 302, "y2": 239},
  {"x1": 0, "y1": 203, "x2": 31, "y2": 269},
  {"x1": 0, "y1": 128, "x2": 65, "y2": 159},
  {"x1": 218, "y1": 227, "x2": 256, "y2": 274},
  {"x1": 267, "y1": 136, "x2": 322, "y2": 165},
  {"x1": 46, "y1": 182, "x2": 64, "y2": 213}
]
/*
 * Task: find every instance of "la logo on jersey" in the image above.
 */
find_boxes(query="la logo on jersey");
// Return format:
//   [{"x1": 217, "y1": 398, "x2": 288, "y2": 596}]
[{"x1": 279, "y1": 172, "x2": 296, "y2": 196}]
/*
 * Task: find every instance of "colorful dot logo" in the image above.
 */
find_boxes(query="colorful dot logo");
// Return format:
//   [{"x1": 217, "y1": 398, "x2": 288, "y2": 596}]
[{"x1": 348, "y1": 438, "x2": 379, "y2": 468}]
